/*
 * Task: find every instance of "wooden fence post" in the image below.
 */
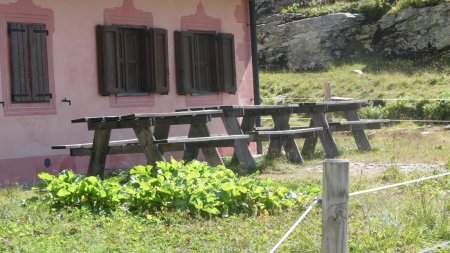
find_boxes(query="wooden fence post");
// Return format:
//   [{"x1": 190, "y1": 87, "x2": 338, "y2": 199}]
[
  {"x1": 323, "y1": 81, "x2": 333, "y2": 122},
  {"x1": 322, "y1": 159, "x2": 349, "y2": 253}
]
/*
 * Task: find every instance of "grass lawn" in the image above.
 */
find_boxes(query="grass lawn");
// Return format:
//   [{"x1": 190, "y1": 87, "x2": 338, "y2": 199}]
[
  {"x1": 260, "y1": 54, "x2": 450, "y2": 101},
  {"x1": 1, "y1": 124, "x2": 449, "y2": 252}
]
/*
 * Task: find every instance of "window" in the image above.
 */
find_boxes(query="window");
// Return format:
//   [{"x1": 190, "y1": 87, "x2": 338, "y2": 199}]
[
  {"x1": 175, "y1": 31, "x2": 236, "y2": 94},
  {"x1": 8, "y1": 22, "x2": 51, "y2": 103},
  {"x1": 96, "y1": 25, "x2": 169, "y2": 96}
]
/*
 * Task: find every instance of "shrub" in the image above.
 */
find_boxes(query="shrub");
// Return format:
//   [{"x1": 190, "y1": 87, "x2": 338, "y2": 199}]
[
  {"x1": 423, "y1": 100, "x2": 450, "y2": 120},
  {"x1": 383, "y1": 100, "x2": 418, "y2": 120},
  {"x1": 34, "y1": 160, "x2": 307, "y2": 218},
  {"x1": 359, "y1": 104, "x2": 386, "y2": 119},
  {"x1": 390, "y1": 0, "x2": 447, "y2": 13}
]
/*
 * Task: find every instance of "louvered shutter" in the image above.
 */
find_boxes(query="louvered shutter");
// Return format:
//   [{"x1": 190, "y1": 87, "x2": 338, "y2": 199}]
[
  {"x1": 9, "y1": 23, "x2": 32, "y2": 102},
  {"x1": 96, "y1": 25, "x2": 122, "y2": 95},
  {"x1": 217, "y1": 33, "x2": 237, "y2": 94},
  {"x1": 29, "y1": 24, "x2": 51, "y2": 101},
  {"x1": 175, "y1": 31, "x2": 195, "y2": 95},
  {"x1": 149, "y1": 28, "x2": 169, "y2": 94}
]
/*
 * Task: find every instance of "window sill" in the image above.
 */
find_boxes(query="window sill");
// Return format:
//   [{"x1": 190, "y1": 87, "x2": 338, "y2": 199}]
[
  {"x1": 184, "y1": 93, "x2": 224, "y2": 107},
  {"x1": 116, "y1": 92, "x2": 150, "y2": 97},
  {"x1": 3, "y1": 101, "x2": 56, "y2": 116},
  {"x1": 188, "y1": 91, "x2": 220, "y2": 96},
  {"x1": 109, "y1": 93, "x2": 155, "y2": 108}
]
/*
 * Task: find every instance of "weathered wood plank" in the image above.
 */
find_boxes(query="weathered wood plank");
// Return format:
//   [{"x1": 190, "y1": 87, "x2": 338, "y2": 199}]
[
  {"x1": 303, "y1": 113, "x2": 339, "y2": 158},
  {"x1": 344, "y1": 110, "x2": 371, "y2": 151},
  {"x1": 153, "y1": 115, "x2": 210, "y2": 125},
  {"x1": 268, "y1": 113, "x2": 303, "y2": 163},
  {"x1": 229, "y1": 115, "x2": 257, "y2": 164},
  {"x1": 328, "y1": 119, "x2": 389, "y2": 132},
  {"x1": 68, "y1": 136, "x2": 249, "y2": 156},
  {"x1": 183, "y1": 123, "x2": 223, "y2": 166},
  {"x1": 155, "y1": 135, "x2": 249, "y2": 144},
  {"x1": 221, "y1": 116, "x2": 257, "y2": 173},
  {"x1": 253, "y1": 127, "x2": 323, "y2": 136},
  {"x1": 71, "y1": 144, "x2": 142, "y2": 156},
  {"x1": 122, "y1": 109, "x2": 223, "y2": 120},
  {"x1": 87, "y1": 119, "x2": 151, "y2": 130},
  {"x1": 153, "y1": 123, "x2": 170, "y2": 140},
  {"x1": 87, "y1": 129, "x2": 111, "y2": 177},
  {"x1": 52, "y1": 139, "x2": 139, "y2": 150},
  {"x1": 322, "y1": 159, "x2": 349, "y2": 253},
  {"x1": 133, "y1": 126, "x2": 165, "y2": 166}
]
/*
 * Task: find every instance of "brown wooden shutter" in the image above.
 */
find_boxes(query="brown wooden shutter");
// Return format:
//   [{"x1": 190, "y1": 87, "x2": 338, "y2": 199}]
[
  {"x1": 29, "y1": 24, "x2": 51, "y2": 102},
  {"x1": 96, "y1": 25, "x2": 122, "y2": 95},
  {"x1": 9, "y1": 23, "x2": 32, "y2": 102},
  {"x1": 149, "y1": 28, "x2": 169, "y2": 94},
  {"x1": 175, "y1": 31, "x2": 195, "y2": 95},
  {"x1": 217, "y1": 33, "x2": 237, "y2": 94}
]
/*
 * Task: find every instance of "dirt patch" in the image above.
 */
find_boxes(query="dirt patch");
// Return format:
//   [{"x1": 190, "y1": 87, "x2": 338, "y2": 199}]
[{"x1": 262, "y1": 161, "x2": 448, "y2": 181}]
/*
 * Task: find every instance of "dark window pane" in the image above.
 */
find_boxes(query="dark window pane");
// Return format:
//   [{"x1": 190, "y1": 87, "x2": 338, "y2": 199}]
[{"x1": 193, "y1": 32, "x2": 216, "y2": 92}]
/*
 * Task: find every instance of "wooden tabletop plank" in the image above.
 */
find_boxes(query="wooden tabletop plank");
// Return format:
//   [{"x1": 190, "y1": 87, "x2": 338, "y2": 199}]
[
  {"x1": 217, "y1": 104, "x2": 300, "y2": 117},
  {"x1": 153, "y1": 135, "x2": 249, "y2": 144},
  {"x1": 252, "y1": 127, "x2": 323, "y2": 135},
  {"x1": 122, "y1": 109, "x2": 223, "y2": 120},
  {"x1": 71, "y1": 116, "x2": 122, "y2": 123},
  {"x1": 296, "y1": 100, "x2": 368, "y2": 113}
]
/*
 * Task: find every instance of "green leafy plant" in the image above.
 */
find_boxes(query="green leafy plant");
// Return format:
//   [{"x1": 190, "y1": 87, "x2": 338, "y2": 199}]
[
  {"x1": 35, "y1": 159, "x2": 308, "y2": 218},
  {"x1": 423, "y1": 100, "x2": 450, "y2": 120}
]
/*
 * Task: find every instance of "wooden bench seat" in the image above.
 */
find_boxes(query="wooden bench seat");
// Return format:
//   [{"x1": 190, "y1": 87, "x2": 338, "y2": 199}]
[
  {"x1": 250, "y1": 127, "x2": 323, "y2": 141},
  {"x1": 52, "y1": 135, "x2": 250, "y2": 156},
  {"x1": 154, "y1": 135, "x2": 250, "y2": 152},
  {"x1": 52, "y1": 139, "x2": 141, "y2": 156},
  {"x1": 328, "y1": 119, "x2": 390, "y2": 132}
]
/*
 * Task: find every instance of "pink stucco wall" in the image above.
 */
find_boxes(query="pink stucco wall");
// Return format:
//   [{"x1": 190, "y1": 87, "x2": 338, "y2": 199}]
[{"x1": 0, "y1": 0, "x2": 254, "y2": 184}]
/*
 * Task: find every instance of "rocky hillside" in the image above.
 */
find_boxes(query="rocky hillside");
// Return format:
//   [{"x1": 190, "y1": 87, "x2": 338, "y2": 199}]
[{"x1": 256, "y1": 1, "x2": 450, "y2": 70}]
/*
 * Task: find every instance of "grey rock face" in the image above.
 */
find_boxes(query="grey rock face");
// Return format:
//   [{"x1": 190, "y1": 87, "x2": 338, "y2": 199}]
[
  {"x1": 256, "y1": 2, "x2": 450, "y2": 70},
  {"x1": 258, "y1": 13, "x2": 365, "y2": 70},
  {"x1": 374, "y1": 3, "x2": 450, "y2": 56}
]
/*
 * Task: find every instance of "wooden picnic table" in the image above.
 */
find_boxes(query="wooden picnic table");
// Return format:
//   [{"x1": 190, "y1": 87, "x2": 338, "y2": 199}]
[
  {"x1": 54, "y1": 109, "x2": 255, "y2": 176},
  {"x1": 180, "y1": 104, "x2": 323, "y2": 163},
  {"x1": 182, "y1": 101, "x2": 388, "y2": 161},
  {"x1": 295, "y1": 100, "x2": 389, "y2": 158}
]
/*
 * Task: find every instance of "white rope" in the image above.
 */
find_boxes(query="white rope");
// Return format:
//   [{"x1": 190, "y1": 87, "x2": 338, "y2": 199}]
[
  {"x1": 350, "y1": 172, "x2": 450, "y2": 197},
  {"x1": 269, "y1": 198, "x2": 321, "y2": 253},
  {"x1": 268, "y1": 172, "x2": 449, "y2": 253},
  {"x1": 389, "y1": 119, "x2": 450, "y2": 123},
  {"x1": 261, "y1": 116, "x2": 450, "y2": 124},
  {"x1": 417, "y1": 241, "x2": 450, "y2": 253},
  {"x1": 264, "y1": 97, "x2": 450, "y2": 102}
]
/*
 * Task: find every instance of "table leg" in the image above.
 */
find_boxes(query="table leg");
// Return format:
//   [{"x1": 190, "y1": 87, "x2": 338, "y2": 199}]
[
  {"x1": 153, "y1": 123, "x2": 170, "y2": 140},
  {"x1": 230, "y1": 116, "x2": 256, "y2": 163},
  {"x1": 302, "y1": 119, "x2": 319, "y2": 157},
  {"x1": 133, "y1": 126, "x2": 165, "y2": 166},
  {"x1": 221, "y1": 116, "x2": 257, "y2": 173},
  {"x1": 345, "y1": 110, "x2": 371, "y2": 150},
  {"x1": 87, "y1": 128, "x2": 111, "y2": 177},
  {"x1": 184, "y1": 123, "x2": 223, "y2": 166},
  {"x1": 269, "y1": 114, "x2": 303, "y2": 163},
  {"x1": 305, "y1": 112, "x2": 340, "y2": 158}
]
